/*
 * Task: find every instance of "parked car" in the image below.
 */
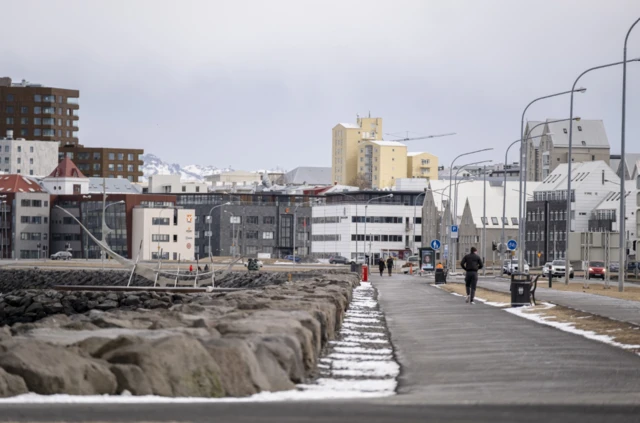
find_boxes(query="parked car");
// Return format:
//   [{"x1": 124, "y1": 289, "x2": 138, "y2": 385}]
[
  {"x1": 587, "y1": 261, "x2": 606, "y2": 279},
  {"x1": 50, "y1": 251, "x2": 72, "y2": 261},
  {"x1": 284, "y1": 255, "x2": 301, "y2": 263},
  {"x1": 328, "y1": 255, "x2": 349, "y2": 265},
  {"x1": 503, "y1": 259, "x2": 529, "y2": 275},
  {"x1": 609, "y1": 261, "x2": 620, "y2": 272},
  {"x1": 402, "y1": 256, "x2": 421, "y2": 274},
  {"x1": 542, "y1": 262, "x2": 552, "y2": 276},
  {"x1": 243, "y1": 259, "x2": 264, "y2": 268},
  {"x1": 627, "y1": 261, "x2": 640, "y2": 272},
  {"x1": 549, "y1": 260, "x2": 574, "y2": 278}
]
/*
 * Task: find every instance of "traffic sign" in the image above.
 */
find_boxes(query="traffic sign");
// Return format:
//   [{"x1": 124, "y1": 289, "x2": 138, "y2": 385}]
[
  {"x1": 431, "y1": 239, "x2": 441, "y2": 250},
  {"x1": 507, "y1": 239, "x2": 517, "y2": 251},
  {"x1": 450, "y1": 225, "x2": 458, "y2": 239}
]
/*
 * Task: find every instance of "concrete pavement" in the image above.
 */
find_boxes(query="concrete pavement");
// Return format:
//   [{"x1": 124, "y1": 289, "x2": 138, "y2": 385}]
[
  {"x1": 476, "y1": 278, "x2": 640, "y2": 326},
  {"x1": 373, "y1": 272, "x2": 640, "y2": 404}
]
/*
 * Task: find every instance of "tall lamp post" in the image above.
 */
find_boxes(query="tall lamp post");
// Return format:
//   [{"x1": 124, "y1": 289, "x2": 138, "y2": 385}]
[
  {"x1": 518, "y1": 88, "x2": 586, "y2": 267},
  {"x1": 207, "y1": 202, "x2": 231, "y2": 260},
  {"x1": 364, "y1": 194, "x2": 394, "y2": 264},
  {"x1": 448, "y1": 148, "x2": 493, "y2": 270},
  {"x1": 508, "y1": 120, "x2": 576, "y2": 265},
  {"x1": 102, "y1": 200, "x2": 125, "y2": 269},
  {"x1": 292, "y1": 205, "x2": 300, "y2": 267},
  {"x1": 564, "y1": 58, "x2": 640, "y2": 285},
  {"x1": 412, "y1": 188, "x2": 427, "y2": 254},
  {"x1": 619, "y1": 18, "x2": 640, "y2": 292}
]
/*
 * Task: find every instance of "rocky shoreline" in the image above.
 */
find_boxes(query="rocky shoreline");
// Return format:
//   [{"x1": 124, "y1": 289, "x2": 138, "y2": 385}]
[{"x1": 0, "y1": 270, "x2": 360, "y2": 398}]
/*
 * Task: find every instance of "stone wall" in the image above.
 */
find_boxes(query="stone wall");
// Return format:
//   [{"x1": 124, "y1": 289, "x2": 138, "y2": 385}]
[{"x1": 0, "y1": 270, "x2": 360, "y2": 398}]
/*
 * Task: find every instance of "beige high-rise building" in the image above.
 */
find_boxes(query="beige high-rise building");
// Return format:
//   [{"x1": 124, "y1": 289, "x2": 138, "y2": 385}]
[
  {"x1": 358, "y1": 140, "x2": 407, "y2": 189},
  {"x1": 407, "y1": 152, "x2": 438, "y2": 180},
  {"x1": 331, "y1": 117, "x2": 383, "y2": 185}
]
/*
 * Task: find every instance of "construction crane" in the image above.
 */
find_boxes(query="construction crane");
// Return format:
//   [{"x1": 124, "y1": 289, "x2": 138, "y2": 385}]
[{"x1": 384, "y1": 132, "x2": 456, "y2": 142}]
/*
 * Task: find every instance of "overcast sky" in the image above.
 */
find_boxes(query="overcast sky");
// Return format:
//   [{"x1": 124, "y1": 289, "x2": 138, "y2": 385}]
[{"x1": 2, "y1": 0, "x2": 640, "y2": 171}]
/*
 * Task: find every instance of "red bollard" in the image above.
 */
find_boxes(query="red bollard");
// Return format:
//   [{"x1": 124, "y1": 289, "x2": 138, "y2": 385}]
[{"x1": 362, "y1": 264, "x2": 368, "y2": 282}]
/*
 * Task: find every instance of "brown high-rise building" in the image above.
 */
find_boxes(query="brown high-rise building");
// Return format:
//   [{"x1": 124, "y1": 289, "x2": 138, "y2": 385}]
[
  {"x1": 0, "y1": 77, "x2": 80, "y2": 145},
  {"x1": 58, "y1": 145, "x2": 144, "y2": 182}
]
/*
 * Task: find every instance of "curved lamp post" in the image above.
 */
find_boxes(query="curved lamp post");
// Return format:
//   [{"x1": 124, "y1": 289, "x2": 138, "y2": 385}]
[
  {"x1": 619, "y1": 18, "x2": 640, "y2": 292},
  {"x1": 447, "y1": 148, "x2": 493, "y2": 270},
  {"x1": 565, "y1": 58, "x2": 640, "y2": 285},
  {"x1": 207, "y1": 202, "x2": 231, "y2": 261},
  {"x1": 364, "y1": 194, "x2": 394, "y2": 264}
]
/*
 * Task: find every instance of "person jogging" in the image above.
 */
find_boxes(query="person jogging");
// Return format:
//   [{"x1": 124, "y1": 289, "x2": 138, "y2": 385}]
[
  {"x1": 460, "y1": 247, "x2": 483, "y2": 304},
  {"x1": 378, "y1": 258, "x2": 386, "y2": 276}
]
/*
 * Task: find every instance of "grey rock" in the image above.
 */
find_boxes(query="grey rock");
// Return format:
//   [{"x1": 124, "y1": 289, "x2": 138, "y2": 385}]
[
  {"x1": 109, "y1": 364, "x2": 153, "y2": 395},
  {"x1": 94, "y1": 300, "x2": 118, "y2": 311},
  {"x1": 0, "y1": 367, "x2": 28, "y2": 398},
  {"x1": 122, "y1": 295, "x2": 140, "y2": 307}
]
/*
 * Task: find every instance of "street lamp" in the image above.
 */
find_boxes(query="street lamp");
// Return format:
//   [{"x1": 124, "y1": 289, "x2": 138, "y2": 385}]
[
  {"x1": 207, "y1": 202, "x2": 231, "y2": 260},
  {"x1": 619, "y1": 18, "x2": 640, "y2": 292},
  {"x1": 224, "y1": 210, "x2": 238, "y2": 258},
  {"x1": 447, "y1": 149, "x2": 493, "y2": 270},
  {"x1": 412, "y1": 188, "x2": 427, "y2": 254},
  {"x1": 335, "y1": 192, "x2": 360, "y2": 263},
  {"x1": 564, "y1": 58, "x2": 640, "y2": 285},
  {"x1": 364, "y1": 194, "x2": 394, "y2": 264},
  {"x1": 292, "y1": 204, "x2": 300, "y2": 267},
  {"x1": 102, "y1": 200, "x2": 125, "y2": 268}
]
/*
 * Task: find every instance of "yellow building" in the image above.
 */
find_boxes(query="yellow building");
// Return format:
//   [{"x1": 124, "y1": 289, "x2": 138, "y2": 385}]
[
  {"x1": 331, "y1": 117, "x2": 383, "y2": 185},
  {"x1": 357, "y1": 140, "x2": 408, "y2": 189},
  {"x1": 407, "y1": 152, "x2": 439, "y2": 180}
]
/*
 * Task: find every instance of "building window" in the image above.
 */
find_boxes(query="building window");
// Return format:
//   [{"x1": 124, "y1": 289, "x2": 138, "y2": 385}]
[
  {"x1": 263, "y1": 216, "x2": 275, "y2": 224},
  {"x1": 511, "y1": 217, "x2": 518, "y2": 225},
  {"x1": 42, "y1": 118, "x2": 54, "y2": 125},
  {"x1": 34, "y1": 95, "x2": 41, "y2": 102},
  {"x1": 42, "y1": 129, "x2": 55, "y2": 136},
  {"x1": 93, "y1": 152, "x2": 101, "y2": 160},
  {"x1": 43, "y1": 95, "x2": 55, "y2": 102},
  {"x1": 34, "y1": 129, "x2": 41, "y2": 136},
  {"x1": 5, "y1": 118, "x2": 13, "y2": 125},
  {"x1": 127, "y1": 153, "x2": 134, "y2": 161},
  {"x1": 29, "y1": 158, "x2": 33, "y2": 164},
  {"x1": 29, "y1": 146, "x2": 34, "y2": 153},
  {"x1": 20, "y1": 117, "x2": 28, "y2": 125},
  {"x1": 6, "y1": 94, "x2": 13, "y2": 101},
  {"x1": 127, "y1": 164, "x2": 134, "y2": 172},
  {"x1": 20, "y1": 129, "x2": 27, "y2": 136},
  {"x1": 247, "y1": 216, "x2": 259, "y2": 224},
  {"x1": 93, "y1": 163, "x2": 101, "y2": 170},
  {"x1": 20, "y1": 106, "x2": 28, "y2": 114},
  {"x1": 152, "y1": 217, "x2": 170, "y2": 225},
  {"x1": 108, "y1": 153, "x2": 115, "y2": 160},
  {"x1": 5, "y1": 106, "x2": 13, "y2": 114},
  {"x1": 117, "y1": 153, "x2": 124, "y2": 160},
  {"x1": 151, "y1": 234, "x2": 170, "y2": 242},
  {"x1": 491, "y1": 217, "x2": 499, "y2": 225},
  {"x1": 116, "y1": 164, "x2": 123, "y2": 171},
  {"x1": 43, "y1": 107, "x2": 55, "y2": 114},
  {"x1": 17, "y1": 146, "x2": 21, "y2": 153},
  {"x1": 108, "y1": 164, "x2": 114, "y2": 171},
  {"x1": 182, "y1": 186, "x2": 186, "y2": 192},
  {"x1": 262, "y1": 231, "x2": 274, "y2": 239},
  {"x1": 577, "y1": 125, "x2": 582, "y2": 131},
  {"x1": 34, "y1": 118, "x2": 41, "y2": 125},
  {"x1": 246, "y1": 231, "x2": 259, "y2": 239}
]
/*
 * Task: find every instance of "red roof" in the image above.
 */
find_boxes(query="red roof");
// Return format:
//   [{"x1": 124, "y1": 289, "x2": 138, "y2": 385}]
[
  {"x1": 49, "y1": 157, "x2": 86, "y2": 178},
  {"x1": 0, "y1": 175, "x2": 45, "y2": 193}
]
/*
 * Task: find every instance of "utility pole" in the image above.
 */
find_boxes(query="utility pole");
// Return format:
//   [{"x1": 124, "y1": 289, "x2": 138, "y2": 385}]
[{"x1": 482, "y1": 165, "x2": 487, "y2": 276}]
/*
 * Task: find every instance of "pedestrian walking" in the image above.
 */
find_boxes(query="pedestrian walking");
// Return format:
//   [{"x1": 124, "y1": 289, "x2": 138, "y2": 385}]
[
  {"x1": 378, "y1": 258, "x2": 386, "y2": 276},
  {"x1": 460, "y1": 247, "x2": 483, "y2": 304},
  {"x1": 386, "y1": 256, "x2": 394, "y2": 276},
  {"x1": 204, "y1": 264, "x2": 209, "y2": 272}
]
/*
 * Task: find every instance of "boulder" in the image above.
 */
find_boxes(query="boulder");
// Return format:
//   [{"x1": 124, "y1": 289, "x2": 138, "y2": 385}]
[
  {"x1": 0, "y1": 340, "x2": 117, "y2": 395},
  {"x1": 109, "y1": 364, "x2": 153, "y2": 395},
  {"x1": 0, "y1": 326, "x2": 10, "y2": 340},
  {"x1": 101, "y1": 335, "x2": 224, "y2": 397},
  {"x1": 0, "y1": 367, "x2": 27, "y2": 398}
]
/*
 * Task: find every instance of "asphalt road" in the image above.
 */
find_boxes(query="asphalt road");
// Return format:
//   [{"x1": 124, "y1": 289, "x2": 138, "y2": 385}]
[{"x1": 2, "y1": 273, "x2": 640, "y2": 422}]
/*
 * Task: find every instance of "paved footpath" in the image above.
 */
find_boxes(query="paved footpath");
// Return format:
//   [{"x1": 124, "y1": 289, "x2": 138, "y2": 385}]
[
  {"x1": 374, "y1": 273, "x2": 640, "y2": 405},
  {"x1": 3, "y1": 274, "x2": 640, "y2": 422},
  {"x1": 475, "y1": 277, "x2": 640, "y2": 326}
]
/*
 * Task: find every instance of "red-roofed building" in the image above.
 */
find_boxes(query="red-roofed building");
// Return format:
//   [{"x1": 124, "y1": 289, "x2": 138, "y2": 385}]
[
  {"x1": 42, "y1": 157, "x2": 89, "y2": 195},
  {"x1": 0, "y1": 175, "x2": 50, "y2": 259}
]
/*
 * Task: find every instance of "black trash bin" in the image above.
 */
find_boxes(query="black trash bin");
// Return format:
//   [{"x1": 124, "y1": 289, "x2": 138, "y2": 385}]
[
  {"x1": 435, "y1": 269, "x2": 446, "y2": 284},
  {"x1": 510, "y1": 272, "x2": 531, "y2": 307}
]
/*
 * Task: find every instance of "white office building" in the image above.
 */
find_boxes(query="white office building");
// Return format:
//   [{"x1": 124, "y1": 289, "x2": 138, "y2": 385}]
[
  {"x1": 311, "y1": 191, "x2": 424, "y2": 262},
  {"x1": 131, "y1": 207, "x2": 197, "y2": 261}
]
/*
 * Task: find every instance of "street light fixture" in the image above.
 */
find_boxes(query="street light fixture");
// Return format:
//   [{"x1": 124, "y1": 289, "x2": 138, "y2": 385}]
[
  {"x1": 619, "y1": 18, "x2": 640, "y2": 292},
  {"x1": 517, "y1": 88, "x2": 586, "y2": 267},
  {"x1": 364, "y1": 194, "x2": 394, "y2": 264},
  {"x1": 447, "y1": 148, "x2": 493, "y2": 270},
  {"x1": 564, "y1": 58, "x2": 640, "y2": 285}
]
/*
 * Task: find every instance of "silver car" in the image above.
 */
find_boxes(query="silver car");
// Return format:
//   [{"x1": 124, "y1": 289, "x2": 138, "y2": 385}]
[{"x1": 50, "y1": 251, "x2": 72, "y2": 260}]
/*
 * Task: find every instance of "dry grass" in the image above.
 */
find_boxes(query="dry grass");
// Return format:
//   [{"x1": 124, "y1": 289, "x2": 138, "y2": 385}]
[
  {"x1": 437, "y1": 282, "x2": 640, "y2": 354},
  {"x1": 544, "y1": 281, "x2": 640, "y2": 302}
]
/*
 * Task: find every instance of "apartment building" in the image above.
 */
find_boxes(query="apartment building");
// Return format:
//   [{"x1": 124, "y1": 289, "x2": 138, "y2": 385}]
[
  {"x1": 146, "y1": 174, "x2": 208, "y2": 194},
  {"x1": 358, "y1": 140, "x2": 407, "y2": 189},
  {"x1": 132, "y1": 207, "x2": 196, "y2": 261},
  {"x1": 525, "y1": 160, "x2": 620, "y2": 266},
  {"x1": 525, "y1": 119, "x2": 610, "y2": 181},
  {"x1": 0, "y1": 77, "x2": 79, "y2": 145},
  {"x1": 331, "y1": 117, "x2": 383, "y2": 185},
  {"x1": 0, "y1": 134, "x2": 58, "y2": 176},
  {"x1": 407, "y1": 152, "x2": 438, "y2": 181},
  {"x1": 58, "y1": 145, "x2": 144, "y2": 182}
]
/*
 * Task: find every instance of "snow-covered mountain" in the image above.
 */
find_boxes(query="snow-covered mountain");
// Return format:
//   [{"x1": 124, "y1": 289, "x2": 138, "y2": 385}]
[{"x1": 140, "y1": 154, "x2": 286, "y2": 182}]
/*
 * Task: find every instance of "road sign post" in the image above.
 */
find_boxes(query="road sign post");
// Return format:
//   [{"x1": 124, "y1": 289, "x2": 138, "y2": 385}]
[
  {"x1": 450, "y1": 226, "x2": 458, "y2": 239},
  {"x1": 507, "y1": 239, "x2": 517, "y2": 251},
  {"x1": 430, "y1": 239, "x2": 441, "y2": 250}
]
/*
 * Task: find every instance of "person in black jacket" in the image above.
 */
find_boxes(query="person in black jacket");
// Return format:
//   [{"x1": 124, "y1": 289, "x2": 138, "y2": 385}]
[
  {"x1": 378, "y1": 258, "x2": 386, "y2": 276},
  {"x1": 460, "y1": 247, "x2": 483, "y2": 304}
]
